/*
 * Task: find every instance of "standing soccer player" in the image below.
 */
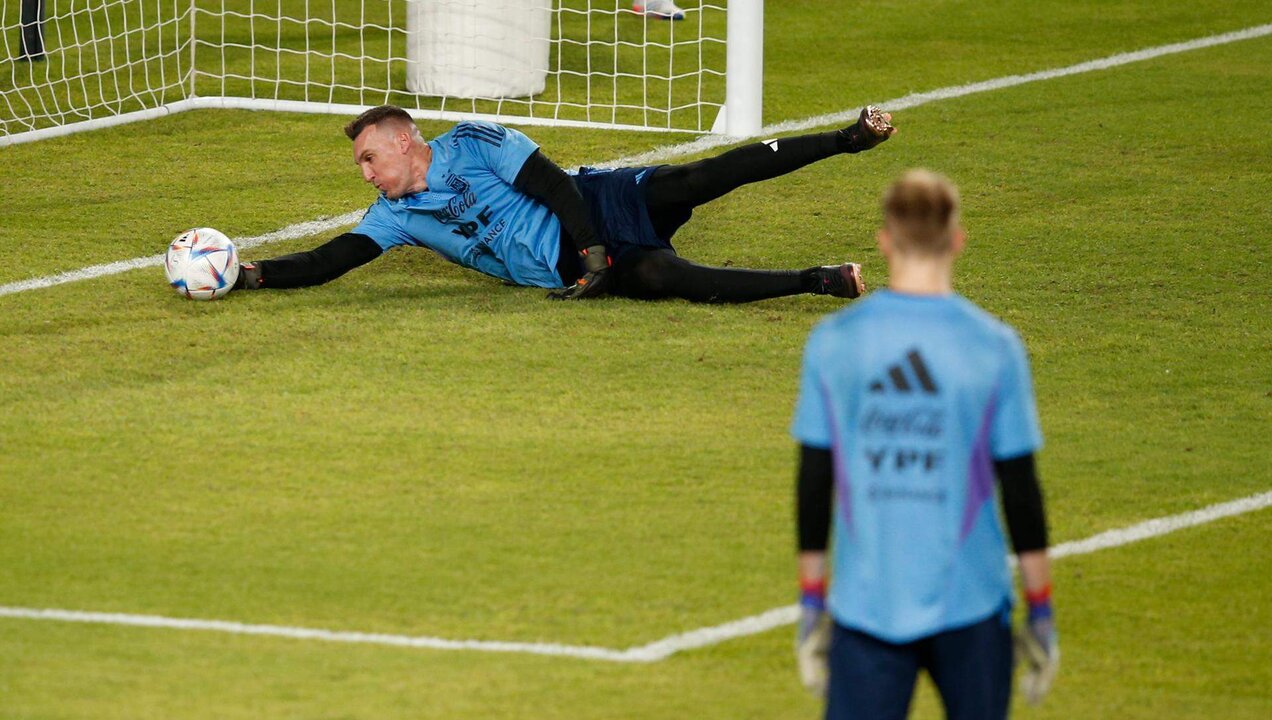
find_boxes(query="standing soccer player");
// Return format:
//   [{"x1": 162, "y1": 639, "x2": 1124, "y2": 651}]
[{"x1": 790, "y1": 170, "x2": 1059, "y2": 719}]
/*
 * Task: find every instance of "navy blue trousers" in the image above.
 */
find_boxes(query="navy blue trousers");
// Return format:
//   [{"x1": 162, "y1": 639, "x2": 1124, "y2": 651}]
[{"x1": 825, "y1": 608, "x2": 1014, "y2": 720}]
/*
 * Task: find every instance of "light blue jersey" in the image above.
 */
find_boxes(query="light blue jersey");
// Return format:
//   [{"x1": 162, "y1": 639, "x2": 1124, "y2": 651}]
[
  {"x1": 351, "y1": 121, "x2": 566, "y2": 288},
  {"x1": 792, "y1": 290, "x2": 1043, "y2": 643}
]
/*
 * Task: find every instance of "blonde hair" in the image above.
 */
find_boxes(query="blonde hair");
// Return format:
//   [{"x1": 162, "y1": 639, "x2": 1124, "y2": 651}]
[{"x1": 882, "y1": 169, "x2": 961, "y2": 255}]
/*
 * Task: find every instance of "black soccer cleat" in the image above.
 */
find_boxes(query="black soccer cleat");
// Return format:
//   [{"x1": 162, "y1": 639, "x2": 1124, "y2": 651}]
[
  {"x1": 814, "y1": 262, "x2": 866, "y2": 299},
  {"x1": 838, "y1": 106, "x2": 895, "y2": 154}
]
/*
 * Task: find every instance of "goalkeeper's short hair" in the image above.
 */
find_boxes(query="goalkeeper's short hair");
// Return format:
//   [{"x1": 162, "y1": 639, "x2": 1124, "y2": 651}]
[
  {"x1": 882, "y1": 169, "x2": 961, "y2": 255},
  {"x1": 344, "y1": 104, "x2": 417, "y2": 141}
]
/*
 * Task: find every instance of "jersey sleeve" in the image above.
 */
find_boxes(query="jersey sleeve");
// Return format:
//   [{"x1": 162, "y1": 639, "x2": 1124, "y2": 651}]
[
  {"x1": 449, "y1": 121, "x2": 540, "y2": 185},
  {"x1": 350, "y1": 199, "x2": 412, "y2": 252},
  {"x1": 791, "y1": 328, "x2": 833, "y2": 450},
  {"x1": 990, "y1": 330, "x2": 1044, "y2": 460}
]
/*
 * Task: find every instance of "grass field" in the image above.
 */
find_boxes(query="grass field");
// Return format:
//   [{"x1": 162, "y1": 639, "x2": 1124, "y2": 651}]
[{"x1": 2, "y1": 1, "x2": 1271, "y2": 718}]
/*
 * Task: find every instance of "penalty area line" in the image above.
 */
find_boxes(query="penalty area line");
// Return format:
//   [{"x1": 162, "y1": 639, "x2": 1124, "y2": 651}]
[
  {"x1": 0, "y1": 606, "x2": 639, "y2": 663},
  {"x1": 1, "y1": 22, "x2": 1270, "y2": 300},
  {"x1": 0, "y1": 211, "x2": 365, "y2": 299},
  {"x1": 1, "y1": 489, "x2": 1268, "y2": 663},
  {"x1": 627, "y1": 488, "x2": 1272, "y2": 661}
]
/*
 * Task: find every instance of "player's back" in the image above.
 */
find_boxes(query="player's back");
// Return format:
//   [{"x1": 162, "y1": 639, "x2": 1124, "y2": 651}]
[{"x1": 795, "y1": 289, "x2": 1039, "y2": 643}]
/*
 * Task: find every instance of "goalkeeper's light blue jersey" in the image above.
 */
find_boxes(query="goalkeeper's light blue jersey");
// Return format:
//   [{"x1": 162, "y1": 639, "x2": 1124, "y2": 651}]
[
  {"x1": 351, "y1": 121, "x2": 566, "y2": 288},
  {"x1": 791, "y1": 290, "x2": 1043, "y2": 643}
]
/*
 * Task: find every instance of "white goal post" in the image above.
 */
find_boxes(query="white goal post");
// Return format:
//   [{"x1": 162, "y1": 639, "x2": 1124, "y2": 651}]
[{"x1": 0, "y1": 0, "x2": 763, "y2": 147}]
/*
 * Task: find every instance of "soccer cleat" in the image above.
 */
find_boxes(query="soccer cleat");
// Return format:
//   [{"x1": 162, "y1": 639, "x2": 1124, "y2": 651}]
[
  {"x1": 838, "y1": 105, "x2": 896, "y2": 153},
  {"x1": 814, "y1": 262, "x2": 866, "y2": 299},
  {"x1": 633, "y1": 0, "x2": 685, "y2": 21}
]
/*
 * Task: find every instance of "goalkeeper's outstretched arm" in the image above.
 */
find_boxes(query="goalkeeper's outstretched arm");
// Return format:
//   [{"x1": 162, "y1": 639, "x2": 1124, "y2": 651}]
[{"x1": 235, "y1": 232, "x2": 383, "y2": 290}]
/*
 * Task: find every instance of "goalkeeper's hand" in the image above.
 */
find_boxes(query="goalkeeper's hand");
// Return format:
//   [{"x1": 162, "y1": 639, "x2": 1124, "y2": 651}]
[
  {"x1": 1016, "y1": 585, "x2": 1059, "y2": 705},
  {"x1": 795, "y1": 580, "x2": 831, "y2": 697},
  {"x1": 232, "y1": 262, "x2": 262, "y2": 291},
  {"x1": 547, "y1": 245, "x2": 611, "y2": 300}
]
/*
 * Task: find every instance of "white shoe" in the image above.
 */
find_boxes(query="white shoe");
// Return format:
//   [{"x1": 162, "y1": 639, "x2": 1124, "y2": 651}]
[{"x1": 633, "y1": 0, "x2": 685, "y2": 20}]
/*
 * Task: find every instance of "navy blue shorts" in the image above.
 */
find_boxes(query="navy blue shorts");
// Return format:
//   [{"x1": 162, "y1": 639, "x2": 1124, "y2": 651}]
[
  {"x1": 825, "y1": 607, "x2": 1014, "y2": 720},
  {"x1": 574, "y1": 165, "x2": 681, "y2": 258}
]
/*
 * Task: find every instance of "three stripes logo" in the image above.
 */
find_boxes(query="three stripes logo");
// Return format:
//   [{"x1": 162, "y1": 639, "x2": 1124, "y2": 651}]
[
  {"x1": 869, "y1": 349, "x2": 939, "y2": 395},
  {"x1": 453, "y1": 122, "x2": 505, "y2": 148}
]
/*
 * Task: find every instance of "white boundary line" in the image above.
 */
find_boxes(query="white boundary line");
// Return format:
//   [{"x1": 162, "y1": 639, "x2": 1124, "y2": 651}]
[
  {"x1": 627, "y1": 489, "x2": 1272, "y2": 661},
  {"x1": 0, "y1": 211, "x2": 366, "y2": 298},
  {"x1": 2, "y1": 22, "x2": 1270, "y2": 300},
  {"x1": 3, "y1": 490, "x2": 1268, "y2": 663},
  {"x1": 599, "y1": 21, "x2": 1272, "y2": 170},
  {"x1": 0, "y1": 606, "x2": 637, "y2": 662}
]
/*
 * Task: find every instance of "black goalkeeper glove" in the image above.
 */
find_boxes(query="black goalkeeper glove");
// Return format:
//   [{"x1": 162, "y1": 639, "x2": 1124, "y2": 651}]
[
  {"x1": 232, "y1": 262, "x2": 263, "y2": 291},
  {"x1": 547, "y1": 245, "x2": 611, "y2": 300}
]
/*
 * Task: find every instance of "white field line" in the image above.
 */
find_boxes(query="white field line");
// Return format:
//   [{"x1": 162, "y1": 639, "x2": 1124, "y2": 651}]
[
  {"x1": 0, "y1": 606, "x2": 636, "y2": 662},
  {"x1": 599, "y1": 21, "x2": 1272, "y2": 170},
  {"x1": 0, "y1": 211, "x2": 366, "y2": 298},
  {"x1": 626, "y1": 489, "x2": 1272, "y2": 661},
  {"x1": 2, "y1": 489, "x2": 1268, "y2": 663},
  {"x1": 2, "y1": 22, "x2": 1270, "y2": 300}
]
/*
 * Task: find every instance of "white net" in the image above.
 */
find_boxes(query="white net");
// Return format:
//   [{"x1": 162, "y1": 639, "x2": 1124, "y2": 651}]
[
  {"x1": 2, "y1": 0, "x2": 732, "y2": 144},
  {"x1": 193, "y1": 0, "x2": 728, "y2": 129},
  {"x1": 1, "y1": 0, "x2": 190, "y2": 137}
]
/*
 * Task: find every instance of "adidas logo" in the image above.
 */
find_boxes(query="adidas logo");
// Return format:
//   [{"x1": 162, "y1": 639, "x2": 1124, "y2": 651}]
[{"x1": 868, "y1": 349, "x2": 939, "y2": 395}]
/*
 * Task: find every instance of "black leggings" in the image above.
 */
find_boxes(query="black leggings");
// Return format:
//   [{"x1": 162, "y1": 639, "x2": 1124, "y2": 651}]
[
  {"x1": 611, "y1": 130, "x2": 846, "y2": 303},
  {"x1": 610, "y1": 249, "x2": 821, "y2": 303}
]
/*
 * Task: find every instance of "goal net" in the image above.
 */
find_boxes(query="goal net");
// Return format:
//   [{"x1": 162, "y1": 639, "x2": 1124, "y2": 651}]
[{"x1": 1, "y1": 0, "x2": 762, "y2": 147}]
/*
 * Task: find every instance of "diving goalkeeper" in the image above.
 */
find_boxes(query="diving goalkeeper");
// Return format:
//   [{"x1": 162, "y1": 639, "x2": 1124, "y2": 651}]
[{"x1": 231, "y1": 104, "x2": 896, "y2": 303}]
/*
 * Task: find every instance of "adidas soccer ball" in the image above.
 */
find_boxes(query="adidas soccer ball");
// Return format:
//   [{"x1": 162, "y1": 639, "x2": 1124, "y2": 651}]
[{"x1": 164, "y1": 228, "x2": 240, "y2": 300}]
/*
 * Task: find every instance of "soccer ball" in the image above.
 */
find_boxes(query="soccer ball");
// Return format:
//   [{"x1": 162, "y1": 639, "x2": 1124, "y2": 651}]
[{"x1": 164, "y1": 228, "x2": 240, "y2": 300}]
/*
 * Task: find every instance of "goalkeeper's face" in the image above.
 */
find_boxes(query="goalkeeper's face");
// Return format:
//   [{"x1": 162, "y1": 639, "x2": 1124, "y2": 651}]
[{"x1": 353, "y1": 123, "x2": 419, "y2": 199}]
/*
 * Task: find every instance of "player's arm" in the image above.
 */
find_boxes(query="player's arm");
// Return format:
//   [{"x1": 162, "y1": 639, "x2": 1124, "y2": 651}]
[
  {"x1": 513, "y1": 149, "x2": 610, "y2": 299},
  {"x1": 235, "y1": 232, "x2": 383, "y2": 290},
  {"x1": 995, "y1": 452, "x2": 1058, "y2": 705},
  {"x1": 795, "y1": 444, "x2": 833, "y2": 696},
  {"x1": 996, "y1": 453, "x2": 1049, "y2": 576}
]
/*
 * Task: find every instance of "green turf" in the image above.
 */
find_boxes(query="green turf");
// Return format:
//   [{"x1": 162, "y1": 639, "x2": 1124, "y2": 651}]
[{"x1": 2, "y1": 1, "x2": 1271, "y2": 718}]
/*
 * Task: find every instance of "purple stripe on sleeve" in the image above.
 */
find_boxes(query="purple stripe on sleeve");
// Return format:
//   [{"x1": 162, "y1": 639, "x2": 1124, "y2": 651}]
[
  {"x1": 959, "y1": 394, "x2": 997, "y2": 542},
  {"x1": 819, "y1": 379, "x2": 853, "y2": 532}
]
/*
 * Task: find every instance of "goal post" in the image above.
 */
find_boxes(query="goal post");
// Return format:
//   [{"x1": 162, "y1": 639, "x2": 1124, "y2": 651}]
[{"x1": 1, "y1": 0, "x2": 763, "y2": 147}]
